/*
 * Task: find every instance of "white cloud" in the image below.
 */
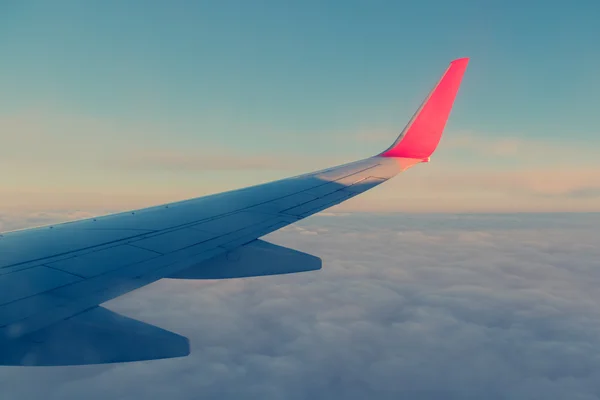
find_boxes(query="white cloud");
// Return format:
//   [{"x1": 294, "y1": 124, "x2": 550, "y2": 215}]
[{"x1": 2, "y1": 212, "x2": 600, "y2": 399}]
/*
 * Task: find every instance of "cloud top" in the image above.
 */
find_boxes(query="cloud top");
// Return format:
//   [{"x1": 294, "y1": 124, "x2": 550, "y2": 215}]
[{"x1": 2, "y1": 212, "x2": 600, "y2": 399}]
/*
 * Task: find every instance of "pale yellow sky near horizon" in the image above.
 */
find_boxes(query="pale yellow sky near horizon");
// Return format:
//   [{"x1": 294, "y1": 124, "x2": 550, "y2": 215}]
[{"x1": 1, "y1": 112, "x2": 599, "y2": 215}]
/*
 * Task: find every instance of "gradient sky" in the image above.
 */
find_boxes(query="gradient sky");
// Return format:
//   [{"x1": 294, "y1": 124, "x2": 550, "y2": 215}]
[{"x1": 1, "y1": 0, "x2": 599, "y2": 213}]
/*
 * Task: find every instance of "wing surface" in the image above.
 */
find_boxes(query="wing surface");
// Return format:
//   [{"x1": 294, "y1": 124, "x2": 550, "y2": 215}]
[{"x1": 0, "y1": 58, "x2": 469, "y2": 365}]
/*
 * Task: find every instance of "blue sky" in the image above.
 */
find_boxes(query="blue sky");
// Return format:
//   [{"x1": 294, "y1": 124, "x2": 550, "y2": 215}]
[{"x1": 1, "y1": 0, "x2": 599, "y2": 212}]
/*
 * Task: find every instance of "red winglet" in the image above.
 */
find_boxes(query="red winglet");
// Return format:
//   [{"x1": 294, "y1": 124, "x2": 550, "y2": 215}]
[{"x1": 379, "y1": 58, "x2": 469, "y2": 159}]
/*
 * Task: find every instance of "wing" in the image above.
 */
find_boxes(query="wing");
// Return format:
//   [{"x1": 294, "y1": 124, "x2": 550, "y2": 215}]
[{"x1": 0, "y1": 58, "x2": 469, "y2": 366}]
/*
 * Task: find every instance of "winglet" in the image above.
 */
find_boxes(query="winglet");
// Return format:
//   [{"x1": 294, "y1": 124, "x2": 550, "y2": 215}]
[{"x1": 379, "y1": 58, "x2": 469, "y2": 159}]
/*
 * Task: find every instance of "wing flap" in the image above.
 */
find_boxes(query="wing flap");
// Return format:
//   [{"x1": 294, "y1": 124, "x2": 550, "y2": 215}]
[
  {"x1": 169, "y1": 239, "x2": 321, "y2": 280},
  {"x1": 0, "y1": 306, "x2": 189, "y2": 366}
]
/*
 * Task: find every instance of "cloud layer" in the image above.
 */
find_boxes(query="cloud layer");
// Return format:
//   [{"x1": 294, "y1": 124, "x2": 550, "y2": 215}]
[{"x1": 2, "y1": 212, "x2": 600, "y2": 399}]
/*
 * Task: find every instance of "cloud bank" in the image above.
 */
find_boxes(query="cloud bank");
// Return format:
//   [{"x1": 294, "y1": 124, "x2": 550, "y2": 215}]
[{"x1": 2, "y1": 212, "x2": 600, "y2": 399}]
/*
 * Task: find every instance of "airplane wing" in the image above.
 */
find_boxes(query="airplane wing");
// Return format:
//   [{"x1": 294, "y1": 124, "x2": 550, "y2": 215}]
[{"x1": 0, "y1": 58, "x2": 469, "y2": 366}]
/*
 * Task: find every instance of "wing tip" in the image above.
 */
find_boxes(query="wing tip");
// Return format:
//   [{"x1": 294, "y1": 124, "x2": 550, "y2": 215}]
[
  {"x1": 379, "y1": 57, "x2": 469, "y2": 160},
  {"x1": 451, "y1": 57, "x2": 470, "y2": 65}
]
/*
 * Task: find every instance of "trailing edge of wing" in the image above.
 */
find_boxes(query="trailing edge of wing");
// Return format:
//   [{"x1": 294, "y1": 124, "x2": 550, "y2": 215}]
[{"x1": 379, "y1": 57, "x2": 469, "y2": 160}]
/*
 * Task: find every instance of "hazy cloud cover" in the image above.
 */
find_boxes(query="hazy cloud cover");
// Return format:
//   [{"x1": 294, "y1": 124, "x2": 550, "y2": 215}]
[{"x1": 1, "y1": 212, "x2": 600, "y2": 399}]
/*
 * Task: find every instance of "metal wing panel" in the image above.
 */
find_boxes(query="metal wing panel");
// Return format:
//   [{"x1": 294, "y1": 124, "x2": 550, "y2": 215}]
[
  {"x1": 255, "y1": 192, "x2": 320, "y2": 213},
  {"x1": 128, "y1": 228, "x2": 215, "y2": 254},
  {"x1": 1, "y1": 306, "x2": 190, "y2": 366},
  {"x1": 0, "y1": 228, "x2": 150, "y2": 269},
  {"x1": 0, "y1": 267, "x2": 81, "y2": 305},
  {"x1": 282, "y1": 190, "x2": 351, "y2": 216},
  {"x1": 47, "y1": 245, "x2": 160, "y2": 278},
  {"x1": 345, "y1": 176, "x2": 388, "y2": 193},
  {"x1": 190, "y1": 211, "x2": 277, "y2": 235},
  {"x1": 0, "y1": 295, "x2": 65, "y2": 327}
]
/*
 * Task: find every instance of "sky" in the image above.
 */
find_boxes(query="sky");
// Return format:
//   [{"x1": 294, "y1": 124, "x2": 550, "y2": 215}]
[
  {"x1": 1, "y1": 0, "x2": 599, "y2": 213},
  {"x1": 3, "y1": 3, "x2": 600, "y2": 398},
  {"x1": 2, "y1": 212, "x2": 600, "y2": 399}
]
